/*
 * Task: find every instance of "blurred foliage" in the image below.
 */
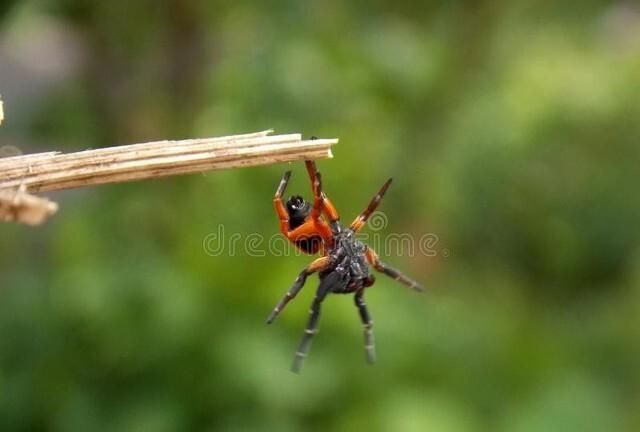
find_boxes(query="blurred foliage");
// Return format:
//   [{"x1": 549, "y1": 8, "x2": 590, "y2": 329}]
[{"x1": 1, "y1": 0, "x2": 640, "y2": 431}]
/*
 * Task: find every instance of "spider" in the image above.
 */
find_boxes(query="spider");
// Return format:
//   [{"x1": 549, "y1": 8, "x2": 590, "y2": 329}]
[{"x1": 267, "y1": 159, "x2": 424, "y2": 372}]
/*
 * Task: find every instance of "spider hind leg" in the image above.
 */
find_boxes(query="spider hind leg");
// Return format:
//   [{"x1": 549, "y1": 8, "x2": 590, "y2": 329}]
[
  {"x1": 291, "y1": 270, "x2": 341, "y2": 373},
  {"x1": 355, "y1": 289, "x2": 376, "y2": 364},
  {"x1": 266, "y1": 256, "x2": 330, "y2": 324}
]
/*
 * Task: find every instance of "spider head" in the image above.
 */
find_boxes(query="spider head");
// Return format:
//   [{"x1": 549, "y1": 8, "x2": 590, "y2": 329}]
[{"x1": 286, "y1": 195, "x2": 311, "y2": 228}]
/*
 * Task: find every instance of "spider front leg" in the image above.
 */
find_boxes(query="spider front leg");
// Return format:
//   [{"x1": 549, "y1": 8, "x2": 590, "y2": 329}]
[
  {"x1": 266, "y1": 256, "x2": 330, "y2": 324},
  {"x1": 305, "y1": 160, "x2": 340, "y2": 226},
  {"x1": 273, "y1": 170, "x2": 293, "y2": 236},
  {"x1": 350, "y1": 178, "x2": 393, "y2": 232},
  {"x1": 366, "y1": 248, "x2": 424, "y2": 292},
  {"x1": 354, "y1": 289, "x2": 376, "y2": 364}
]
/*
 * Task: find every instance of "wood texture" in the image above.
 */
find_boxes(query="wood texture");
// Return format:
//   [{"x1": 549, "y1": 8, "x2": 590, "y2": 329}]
[
  {"x1": 0, "y1": 130, "x2": 337, "y2": 225},
  {"x1": 0, "y1": 130, "x2": 336, "y2": 193}
]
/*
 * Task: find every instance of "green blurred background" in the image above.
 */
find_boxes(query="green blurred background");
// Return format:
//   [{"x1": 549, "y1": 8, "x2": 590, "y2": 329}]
[{"x1": 1, "y1": 1, "x2": 640, "y2": 431}]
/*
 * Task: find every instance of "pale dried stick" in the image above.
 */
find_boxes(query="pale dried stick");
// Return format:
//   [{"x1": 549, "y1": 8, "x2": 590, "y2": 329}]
[{"x1": 0, "y1": 130, "x2": 338, "y2": 225}]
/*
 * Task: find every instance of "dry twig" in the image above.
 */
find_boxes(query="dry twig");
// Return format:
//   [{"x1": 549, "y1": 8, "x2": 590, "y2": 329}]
[
  {"x1": 0, "y1": 130, "x2": 337, "y2": 225},
  {"x1": 0, "y1": 185, "x2": 59, "y2": 226}
]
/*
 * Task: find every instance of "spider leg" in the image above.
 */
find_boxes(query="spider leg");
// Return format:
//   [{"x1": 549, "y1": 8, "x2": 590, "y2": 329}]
[
  {"x1": 366, "y1": 248, "x2": 424, "y2": 292},
  {"x1": 291, "y1": 271, "x2": 337, "y2": 373},
  {"x1": 350, "y1": 178, "x2": 393, "y2": 232},
  {"x1": 354, "y1": 289, "x2": 376, "y2": 364},
  {"x1": 299, "y1": 166, "x2": 335, "y2": 247},
  {"x1": 273, "y1": 170, "x2": 293, "y2": 236},
  {"x1": 310, "y1": 170, "x2": 323, "y2": 219},
  {"x1": 305, "y1": 160, "x2": 340, "y2": 225},
  {"x1": 266, "y1": 256, "x2": 330, "y2": 324}
]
